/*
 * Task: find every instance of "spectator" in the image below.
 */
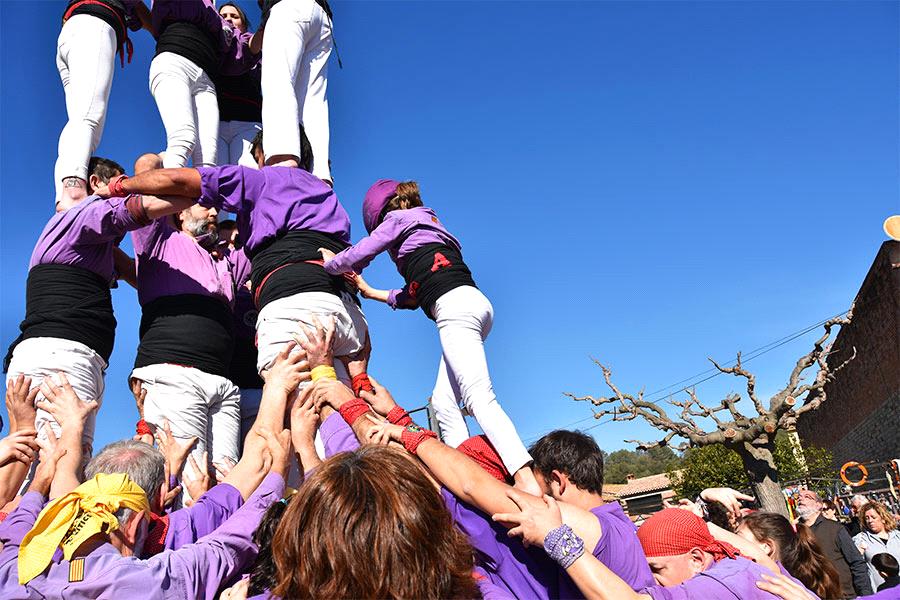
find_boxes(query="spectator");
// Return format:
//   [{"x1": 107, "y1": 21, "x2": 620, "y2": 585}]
[
  {"x1": 738, "y1": 510, "x2": 842, "y2": 598},
  {"x1": 796, "y1": 489, "x2": 872, "y2": 597},
  {"x1": 822, "y1": 499, "x2": 840, "y2": 522},
  {"x1": 846, "y1": 495, "x2": 869, "y2": 537},
  {"x1": 852, "y1": 501, "x2": 900, "y2": 591},
  {"x1": 872, "y1": 553, "x2": 899, "y2": 592}
]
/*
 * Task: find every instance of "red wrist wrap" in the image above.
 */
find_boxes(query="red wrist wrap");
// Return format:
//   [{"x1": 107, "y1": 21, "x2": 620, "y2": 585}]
[
  {"x1": 387, "y1": 406, "x2": 412, "y2": 426},
  {"x1": 401, "y1": 426, "x2": 437, "y2": 455},
  {"x1": 109, "y1": 174, "x2": 129, "y2": 197},
  {"x1": 339, "y1": 398, "x2": 370, "y2": 427},
  {"x1": 351, "y1": 373, "x2": 374, "y2": 396},
  {"x1": 136, "y1": 419, "x2": 153, "y2": 436}
]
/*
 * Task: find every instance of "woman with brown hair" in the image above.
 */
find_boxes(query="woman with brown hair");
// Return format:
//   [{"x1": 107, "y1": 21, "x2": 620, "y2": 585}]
[
  {"x1": 852, "y1": 501, "x2": 900, "y2": 591},
  {"x1": 271, "y1": 445, "x2": 482, "y2": 599},
  {"x1": 737, "y1": 511, "x2": 842, "y2": 599}
]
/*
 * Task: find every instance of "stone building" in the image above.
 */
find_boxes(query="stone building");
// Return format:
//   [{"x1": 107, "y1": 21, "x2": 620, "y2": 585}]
[{"x1": 797, "y1": 241, "x2": 900, "y2": 467}]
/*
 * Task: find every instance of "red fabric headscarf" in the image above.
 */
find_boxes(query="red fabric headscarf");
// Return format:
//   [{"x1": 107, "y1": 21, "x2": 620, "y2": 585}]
[{"x1": 637, "y1": 508, "x2": 740, "y2": 561}]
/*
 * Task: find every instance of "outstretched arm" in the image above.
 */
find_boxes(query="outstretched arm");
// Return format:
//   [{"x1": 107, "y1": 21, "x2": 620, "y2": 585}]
[{"x1": 96, "y1": 169, "x2": 202, "y2": 200}]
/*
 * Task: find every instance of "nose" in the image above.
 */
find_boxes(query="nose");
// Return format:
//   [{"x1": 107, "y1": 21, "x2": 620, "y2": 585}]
[{"x1": 208, "y1": 207, "x2": 218, "y2": 219}]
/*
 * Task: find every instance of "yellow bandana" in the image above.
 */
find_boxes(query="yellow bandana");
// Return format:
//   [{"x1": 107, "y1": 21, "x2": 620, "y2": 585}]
[{"x1": 18, "y1": 473, "x2": 149, "y2": 585}]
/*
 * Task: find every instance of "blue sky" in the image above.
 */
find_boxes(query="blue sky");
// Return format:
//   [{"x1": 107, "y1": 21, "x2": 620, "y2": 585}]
[{"x1": 1, "y1": 1, "x2": 897, "y2": 455}]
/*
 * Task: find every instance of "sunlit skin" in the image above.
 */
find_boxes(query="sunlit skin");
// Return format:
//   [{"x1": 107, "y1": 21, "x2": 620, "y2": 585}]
[
  {"x1": 735, "y1": 523, "x2": 777, "y2": 559},
  {"x1": 177, "y1": 205, "x2": 218, "y2": 238},
  {"x1": 863, "y1": 509, "x2": 886, "y2": 535},
  {"x1": 645, "y1": 549, "x2": 713, "y2": 587},
  {"x1": 219, "y1": 5, "x2": 246, "y2": 33}
]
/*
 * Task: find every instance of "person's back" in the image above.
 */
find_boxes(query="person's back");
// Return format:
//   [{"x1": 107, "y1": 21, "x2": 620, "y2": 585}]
[{"x1": 810, "y1": 514, "x2": 857, "y2": 597}]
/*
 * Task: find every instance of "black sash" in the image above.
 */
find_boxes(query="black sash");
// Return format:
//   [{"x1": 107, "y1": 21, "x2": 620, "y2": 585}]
[
  {"x1": 399, "y1": 243, "x2": 477, "y2": 318},
  {"x1": 4, "y1": 264, "x2": 115, "y2": 372},
  {"x1": 250, "y1": 230, "x2": 352, "y2": 310},
  {"x1": 156, "y1": 21, "x2": 219, "y2": 79},
  {"x1": 135, "y1": 294, "x2": 233, "y2": 378}
]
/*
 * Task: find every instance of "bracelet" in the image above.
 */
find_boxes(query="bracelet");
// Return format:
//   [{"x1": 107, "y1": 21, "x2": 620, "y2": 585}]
[
  {"x1": 338, "y1": 397, "x2": 370, "y2": 427},
  {"x1": 351, "y1": 373, "x2": 374, "y2": 396},
  {"x1": 310, "y1": 365, "x2": 337, "y2": 382},
  {"x1": 108, "y1": 174, "x2": 129, "y2": 197},
  {"x1": 543, "y1": 524, "x2": 585, "y2": 569},
  {"x1": 400, "y1": 424, "x2": 437, "y2": 455},
  {"x1": 136, "y1": 419, "x2": 153, "y2": 436},
  {"x1": 386, "y1": 405, "x2": 412, "y2": 426}
]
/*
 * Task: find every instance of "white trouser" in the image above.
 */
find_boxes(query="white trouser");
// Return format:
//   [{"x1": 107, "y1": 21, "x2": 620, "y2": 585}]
[
  {"x1": 7, "y1": 337, "x2": 106, "y2": 490},
  {"x1": 131, "y1": 364, "x2": 240, "y2": 503},
  {"x1": 149, "y1": 52, "x2": 219, "y2": 168},
  {"x1": 261, "y1": 0, "x2": 332, "y2": 181},
  {"x1": 54, "y1": 14, "x2": 117, "y2": 202},
  {"x1": 255, "y1": 291, "x2": 367, "y2": 385},
  {"x1": 216, "y1": 120, "x2": 262, "y2": 167},
  {"x1": 429, "y1": 286, "x2": 532, "y2": 475}
]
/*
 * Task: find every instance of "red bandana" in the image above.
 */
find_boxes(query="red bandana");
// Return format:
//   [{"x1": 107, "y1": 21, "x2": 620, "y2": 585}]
[{"x1": 637, "y1": 508, "x2": 740, "y2": 561}]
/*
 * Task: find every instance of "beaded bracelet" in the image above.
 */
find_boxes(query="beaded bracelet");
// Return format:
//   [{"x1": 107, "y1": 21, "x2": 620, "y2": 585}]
[{"x1": 543, "y1": 524, "x2": 585, "y2": 569}]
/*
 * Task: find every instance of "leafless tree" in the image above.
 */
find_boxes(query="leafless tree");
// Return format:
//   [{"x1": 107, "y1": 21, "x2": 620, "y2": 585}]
[{"x1": 567, "y1": 308, "x2": 855, "y2": 516}]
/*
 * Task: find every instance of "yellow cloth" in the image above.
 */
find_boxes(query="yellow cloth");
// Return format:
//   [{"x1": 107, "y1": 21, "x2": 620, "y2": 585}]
[
  {"x1": 310, "y1": 365, "x2": 337, "y2": 381},
  {"x1": 18, "y1": 473, "x2": 149, "y2": 584}
]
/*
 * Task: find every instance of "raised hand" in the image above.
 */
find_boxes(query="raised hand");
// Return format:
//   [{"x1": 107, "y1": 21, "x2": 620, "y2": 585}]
[
  {"x1": 36, "y1": 373, "x2": 98, "y2": 429},
  {"x1": 160, "y1": 461, "x2": 183, "y2": 509},
  {"x1": 290, "y1": 386, "x2": 319, "y2": 447},
  {"x1": 130, "y1": 378, "x2": 147, "y2": 420},
  {"x1": 154, "y1": 419, "x2": 198, "y2": 480},
  {"x1": 30, "y1": 431, "x2": 67, "y2": 496},
  {"x1": 700, "y1": 487, "x2": 755, "y2": 519},
  {"x1": 257, "y1": 427, "x2": 292, "y2": 478},
  {"x1": 364, "y1": 414, "x2": 403, "y2": 446},
  {"x1": 0, "y1": 429, "x2": 39, "y2": 468},
  {"x1": 264, "y1": 342, "x2": 310, "y2": 395},
  {"x1": 212, "y1": 457, "x2": 236, "y2": 483},
  {"x1": 5, "y1": 374, "x2": 38, "y2": 431},
  {"x1": 183, "y1": 452, "x2": 211, "y2": 506},
  {"x1": 492, "y1": 489, "x2": 563, "y2": 548},
  {"x1": 310, "y1": 378, "x2": 356, "y2": 411},
  {"x1": 292, "y1": 315, "x2": 335, "y2": 370}
]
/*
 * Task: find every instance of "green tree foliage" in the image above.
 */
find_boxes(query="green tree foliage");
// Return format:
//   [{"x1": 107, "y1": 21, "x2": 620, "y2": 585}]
[
  {"x1": 669, "y1": 435, "x2": 836, "y2": 499},
  {"x1": 603, "y1": 446, "x2": 681, "y2": 484}
]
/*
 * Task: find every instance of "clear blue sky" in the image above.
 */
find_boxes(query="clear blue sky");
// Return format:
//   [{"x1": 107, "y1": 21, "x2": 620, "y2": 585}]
[{"x1": 1, "y1": 1, "x2": 897, "y2": 455}]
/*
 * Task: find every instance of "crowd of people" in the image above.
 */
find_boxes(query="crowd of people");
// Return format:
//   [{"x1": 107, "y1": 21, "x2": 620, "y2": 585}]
[{"x1": 1, "y1": 0, "x2": 900, "y2": 598}]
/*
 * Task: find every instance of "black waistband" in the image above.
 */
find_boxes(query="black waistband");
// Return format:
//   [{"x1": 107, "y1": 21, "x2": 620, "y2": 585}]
[
  {"x1": 4, "y1": 264, "x2": 115, "y2": 372},
  {"x1": 135, "y1": 294, "x2": 233, "y2": 378},
  {"x1": 400, "y1": 243, "x2": 477, "y2": 318},
  {"x1": 64, "y1": 0, "x2": 128, "y2": 45},
  {"x1": 250, "y1": 230, "x2": 352, "y2": 310},
  {"x1": 156, "y1": 22, "x2": 219, "y2": 79},
  {"x1": 216, "y1": 70, "x2": 262, "y2": 123},
  {"x1": 261, "y1": 0, "x2": 333, "y2": 27}
]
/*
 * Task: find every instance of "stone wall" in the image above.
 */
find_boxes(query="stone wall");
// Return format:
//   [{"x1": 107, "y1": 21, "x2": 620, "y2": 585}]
[{"x1": 797, "y1": 241, "x2": 900, "y2": 466}]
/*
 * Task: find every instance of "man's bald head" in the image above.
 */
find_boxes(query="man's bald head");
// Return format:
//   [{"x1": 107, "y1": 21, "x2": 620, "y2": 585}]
[{"x1": 134, "y1": 153, "x2": 163, "y2": 174}]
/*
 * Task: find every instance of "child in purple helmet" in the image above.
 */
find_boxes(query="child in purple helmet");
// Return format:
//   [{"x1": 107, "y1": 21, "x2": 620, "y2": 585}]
[{"x1": 321, "y1": 179, "x2": 539, "y2": 494}]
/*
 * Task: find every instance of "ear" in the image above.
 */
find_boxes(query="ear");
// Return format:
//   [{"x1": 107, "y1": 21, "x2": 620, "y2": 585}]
[
  {"x1": 551, "y1": 469, "x2": 568, "y2": 495},
  {"x1": 688, "y1": 547, "x2": 709, "y2": 574},
  {"x1": 88, "y1": 174, "x2": 102, "y2": 194}
]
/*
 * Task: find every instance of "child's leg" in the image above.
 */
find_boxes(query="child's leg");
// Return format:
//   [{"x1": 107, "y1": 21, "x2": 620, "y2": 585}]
[
  {"x1": 433, "y1": 286, "x2": 532, "y2": 475},
  {"x1": 429, "y1": 357, "x2": 470, "y2": 447}
]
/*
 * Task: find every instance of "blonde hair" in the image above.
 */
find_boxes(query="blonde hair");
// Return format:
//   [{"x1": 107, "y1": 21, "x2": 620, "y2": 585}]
[{"x1": 859, "y1": 502, "x2": 896, "y2": 533}]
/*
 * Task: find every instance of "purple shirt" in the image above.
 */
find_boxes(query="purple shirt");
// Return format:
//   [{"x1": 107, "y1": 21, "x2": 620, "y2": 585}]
[
  {"x1": 0, "y1": 473, "x2": 284, "y2": 600},
  {"x1": 164, "y1": 482, "x2": 244, "y2": 550},
  {"x1": 30, "y1": 195, "x2": 147, "y2": 284},
  {"x1": 320, "y1": 412, "x2": 360, "y2": 457},
  {"x1": 577, "y1": 502, "x2": 654, "y2": 591},
  {"x1": 197, "y1": 165, "x2": 351, "y2": 257},
  {"x1": 642, "y1": 556, "x2": 818, "y2": 600},
  {"x1": 324, "y1": 207, "x2": 460, "y2": 275},
  {"x1": 131, "y1": 218, "x2": 246, "y2": 307}
]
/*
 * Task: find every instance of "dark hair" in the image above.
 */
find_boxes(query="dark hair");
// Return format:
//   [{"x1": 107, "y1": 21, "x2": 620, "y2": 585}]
[
  {"x1": 250, "y1": 125, "x2": 314, "y2": 173},
  {"x1": 219, "y1": 2, "x2": 252, "y2": 32},
  {"x1": 740, "y1": 512, "x2": 842, "y2": 599},
  {"x1": 528, "y1": 430, "x2": 604, "y2": 495},
  {"x1": 272, "y1": 446, "x2": 479, "y2": 599},
  {"x1": 248, "y1": 496, "x2": 291, "y2": 595},
  {"x1": 873, "y1": 553, "x2": 899, "y2": 578},
  {"x1": 218, "y1": 219, "x2": 237, "y2": 231},
  {"x1": 87, "y1": 156, "x2": 124, "y2": 192},
  {"x1": 706, "y1": 500, "x2": 736, "y2": 532},
  {"x1": 821, "y1": 499, "x2": 838, "y2": 513}
]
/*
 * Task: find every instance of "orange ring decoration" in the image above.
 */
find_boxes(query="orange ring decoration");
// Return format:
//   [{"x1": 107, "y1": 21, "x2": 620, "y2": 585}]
[{"x1": 840, "y1": 461, "x2": 868, "y2": 487}]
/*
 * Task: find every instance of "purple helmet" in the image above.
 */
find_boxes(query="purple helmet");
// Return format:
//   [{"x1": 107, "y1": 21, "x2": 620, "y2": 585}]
[{"x1": 362, "y1": 179, "x2": 400, "y2": 233}]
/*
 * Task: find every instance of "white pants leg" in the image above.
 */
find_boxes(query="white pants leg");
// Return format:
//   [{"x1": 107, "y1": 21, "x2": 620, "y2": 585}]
[
  {"x1": 217, "y1": 120, "x2": 262, "y2": 167},
  {"x1": 132, "y1": 364, "x2": 240, "y2": 503},
  {"x1": 7, "y1": 337, "x2": 106, "y2": 490},
  {"x1": 430, "y1": 357, "x2": 470, "y2": 447},
  {"x1": 54, "y1": 14, "x2": 117, "y2": 202},
  {"x1": 431, "y1": 286, "x2": 532, "y2": 474},
  {"x1": 261, "y1": 0, "x2": 332, "y2": 180},
  {"x1": 255, "y1": 291, "x2": 367, "y2": 387},
  {"x1": 150, "y1": 52, "x2": 218, "y2": 168}
]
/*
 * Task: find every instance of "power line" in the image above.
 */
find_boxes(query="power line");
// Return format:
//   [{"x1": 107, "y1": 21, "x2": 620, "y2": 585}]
[{"x1": 522, "y1": 308, "x2": 850, "y2": 444}]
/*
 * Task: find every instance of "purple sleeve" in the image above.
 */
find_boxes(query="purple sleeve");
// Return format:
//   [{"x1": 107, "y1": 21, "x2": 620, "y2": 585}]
[
  {"x1": 219, "y1": 30, "x2": 261, "y2": 76},
  {"x1": 0, "y1": 492, "x2": 46, "y2": 547},
  {"x1": 320, "y1": 412, "x2": 360, "y2": 457},
  {"x1": 228, "y1": 248, "x2": 252, "y2": 289},
  {"x1": 73, "y1": 196, "x2": 149, "y2": 245},
  {"x1": 387, "y1": 286, "x2": 418, "y2": 310},
  {"x1": 130, "y1": 217, "x2": 169, "y2": 257},
  {"x1": 164, "y1": 483, "x2": 245, "y2": 550},
  {"x1": 150, "y1": 472, "x2": 285, "y2": 600},
  {"x1": 324, "y1": 219, "x2": 403, "y2": 275},
  {"x1": 641, "y1": 576, "x2": 733, "y2": 600},
  {"x1": 198, "y1": 166, "x2": 266, "y2": 215}
]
